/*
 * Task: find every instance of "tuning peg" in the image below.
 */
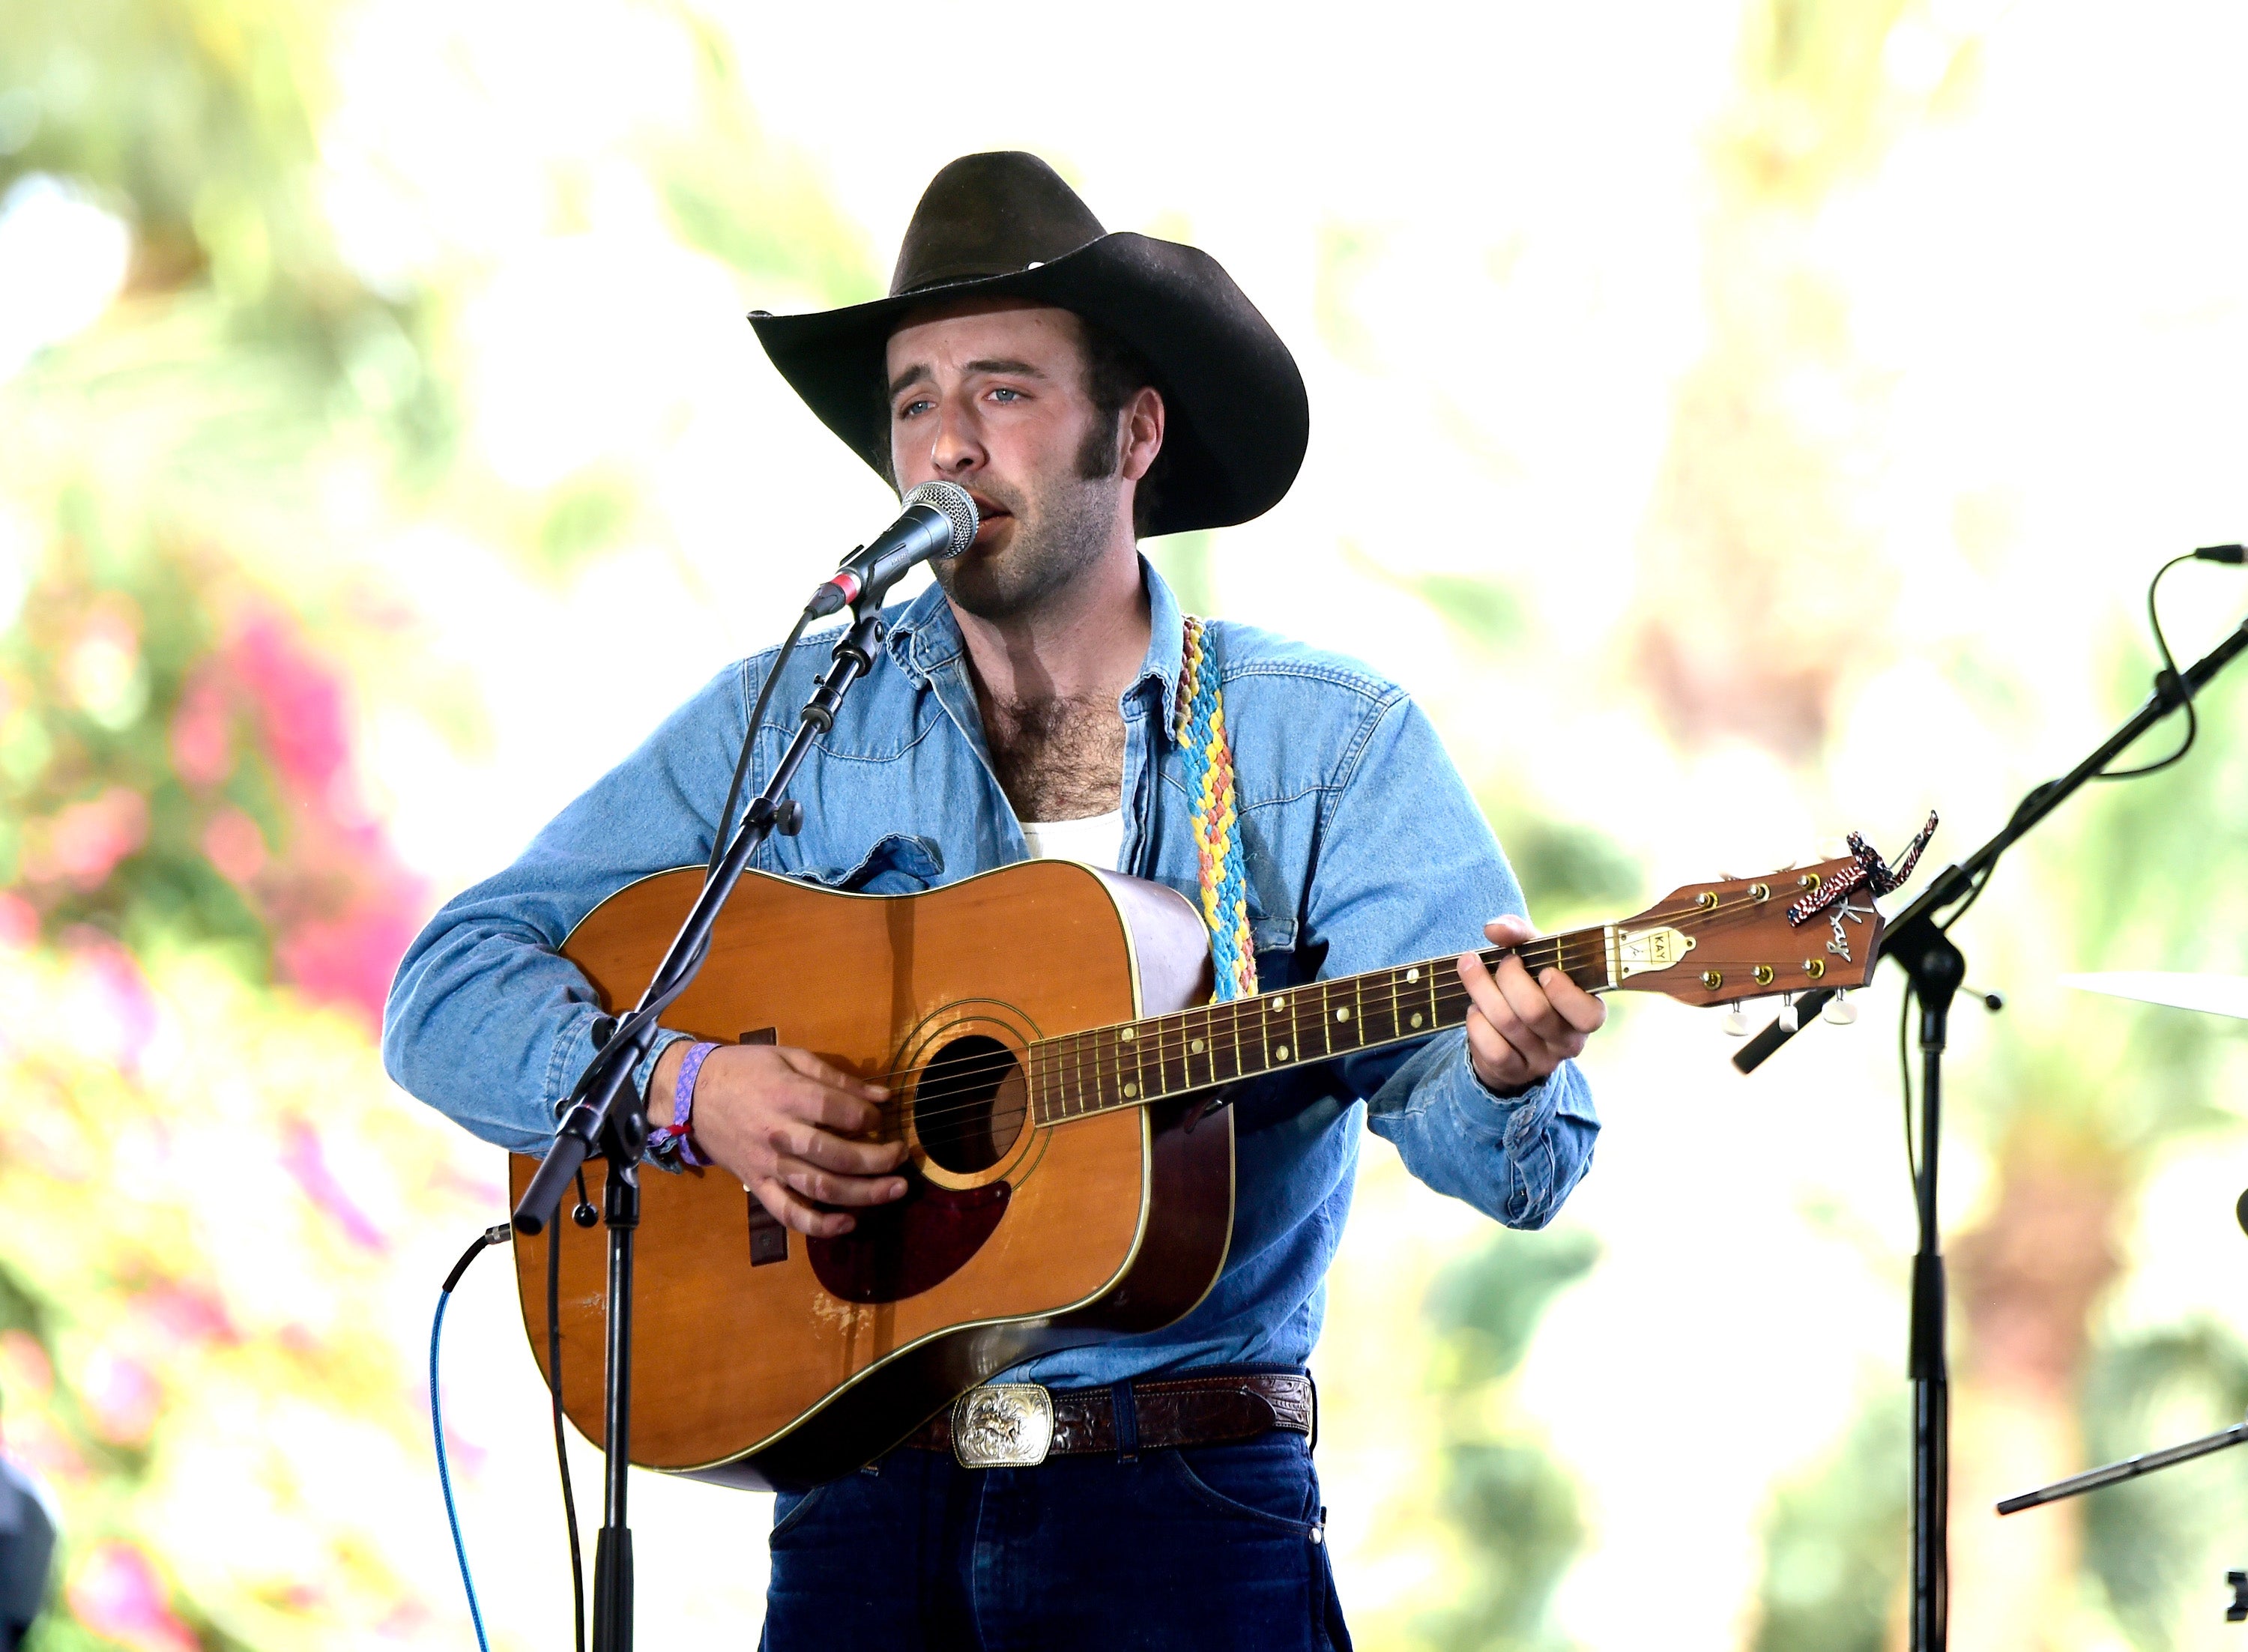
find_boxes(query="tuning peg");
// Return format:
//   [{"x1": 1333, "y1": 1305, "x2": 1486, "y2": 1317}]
[
  {"x1": 1822, "y1": 989, "x2": 1858, "y2": 1026},
  {"x1": 1778, "y1": 993, "x2": 1800, "y2": 1033},
  {"x1": 1723, "y1": 1002, "x2": 1750, "y2": 1037}
]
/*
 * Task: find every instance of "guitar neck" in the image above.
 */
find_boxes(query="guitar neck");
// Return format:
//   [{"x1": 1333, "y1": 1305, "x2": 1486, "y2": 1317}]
[{"x1": 1027, "y1": 927, "x2": 1611, "y2": 1125}]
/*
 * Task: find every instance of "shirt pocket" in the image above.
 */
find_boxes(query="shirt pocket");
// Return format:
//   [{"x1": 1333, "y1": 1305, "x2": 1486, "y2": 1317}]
[{"x1": 802, "y1": 833, "x2": 945, "y2": 894}]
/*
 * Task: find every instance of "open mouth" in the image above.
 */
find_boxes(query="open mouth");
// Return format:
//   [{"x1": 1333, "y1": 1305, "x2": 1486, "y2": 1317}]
[{"x1": 966, "y1": 492, "x2": 1013, "y2": 545}]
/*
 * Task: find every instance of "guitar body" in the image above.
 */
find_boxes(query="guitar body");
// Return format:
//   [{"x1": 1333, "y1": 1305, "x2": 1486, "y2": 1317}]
[{"x1": 508, "y1": 859, "x2": 1229, "y2": 1492}]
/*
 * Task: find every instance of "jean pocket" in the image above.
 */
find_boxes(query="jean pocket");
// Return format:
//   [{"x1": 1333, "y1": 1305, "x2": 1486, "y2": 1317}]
[
  {"x1": 1162, "y1": 1437, "x2": 1318, "y2": 1536},
  {"x1": 767, "y1": 1483, "x2": 831, "y2": 1543}
]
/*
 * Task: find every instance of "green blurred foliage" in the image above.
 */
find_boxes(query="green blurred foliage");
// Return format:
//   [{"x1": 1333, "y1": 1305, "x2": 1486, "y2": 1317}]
[
  {"x1": 1412, "y1": 1226, "x2": 1600, "y2": 1652},
  {"x1": 1750, "y1": 1387, "x2": 1909, "y2": 1652},
  {"x1": 2079, "y1": 1324, "x2": 2248, "y2": 1647}
]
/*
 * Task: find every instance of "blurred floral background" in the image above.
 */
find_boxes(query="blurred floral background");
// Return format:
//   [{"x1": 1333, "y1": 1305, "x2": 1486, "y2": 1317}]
[{"x1": 4, "y1": 0, "x2": 2248, "y2": 1646}]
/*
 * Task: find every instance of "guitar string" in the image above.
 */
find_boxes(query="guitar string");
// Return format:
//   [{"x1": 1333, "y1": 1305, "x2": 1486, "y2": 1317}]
[
  {"x1": 864, "y1": 874, "x2": 1818, "y2": 1095},
  {"x1": 887, "y1": 938, "x2": 1622, "y2": 1149},
  {"x1": 774, "y1": 886, "x2": 1842, "y2": 1152},
  {"x1": 831, "y1": 877, "x2": 1812, "y2": 1104}
]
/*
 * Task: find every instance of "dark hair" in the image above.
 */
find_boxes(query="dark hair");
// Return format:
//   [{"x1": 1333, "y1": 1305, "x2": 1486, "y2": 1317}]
[{"x1": 1075, "y1": 318, "x2": 1167, "y2": 537}]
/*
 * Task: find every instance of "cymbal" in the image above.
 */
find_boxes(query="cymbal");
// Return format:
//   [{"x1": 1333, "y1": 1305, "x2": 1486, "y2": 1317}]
[{"x1": 2062, "y1": 972, "x2": 2248, "y2": 1020}]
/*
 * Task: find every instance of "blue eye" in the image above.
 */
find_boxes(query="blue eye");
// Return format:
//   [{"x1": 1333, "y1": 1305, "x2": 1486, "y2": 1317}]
[
  {"x1": 898, "y1": 399, "x2": 932, "y2": 419},
  {"x1": 989, "y1": 387, "x2": 1021, "y2": 403}
]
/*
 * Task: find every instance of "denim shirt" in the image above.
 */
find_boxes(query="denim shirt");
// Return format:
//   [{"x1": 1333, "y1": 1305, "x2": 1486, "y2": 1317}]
[{"x1": 383, "y1": 559, "x2": 1598, "y2": 1386}]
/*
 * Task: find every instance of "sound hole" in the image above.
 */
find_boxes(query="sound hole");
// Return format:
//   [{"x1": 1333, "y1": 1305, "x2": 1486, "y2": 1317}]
[{"x1": 913, "y1": 1033, "x2": 1027, "y2": 1174}]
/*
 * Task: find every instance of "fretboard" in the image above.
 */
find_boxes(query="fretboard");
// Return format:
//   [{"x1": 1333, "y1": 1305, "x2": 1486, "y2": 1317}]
[{"x1": 1027, "y1": 928, "x2": 1612, "y2": 1124}]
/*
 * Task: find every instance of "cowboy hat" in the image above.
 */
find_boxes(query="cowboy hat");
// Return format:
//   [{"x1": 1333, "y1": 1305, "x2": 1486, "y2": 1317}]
[{"x1": 749, "y1": 151, "x2": 1308, "y2": 538}]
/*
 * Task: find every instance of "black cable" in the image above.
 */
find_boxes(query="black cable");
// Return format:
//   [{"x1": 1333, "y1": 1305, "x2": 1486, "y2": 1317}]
[
  {"x1": 2094, "y1": 553, "x2": 2199, "y2": 781},
  {"x1": 548, "y1": 1219, "x2": 586, "y2": 1652},
  {"x1": 1898, "y1": 979, "x2": 1918, "y2": 1189}
]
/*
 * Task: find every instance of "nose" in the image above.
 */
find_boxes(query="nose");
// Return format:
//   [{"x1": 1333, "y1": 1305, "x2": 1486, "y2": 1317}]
[{"x1": 927, "y1": 393, "x2": 986, "y2": 482}]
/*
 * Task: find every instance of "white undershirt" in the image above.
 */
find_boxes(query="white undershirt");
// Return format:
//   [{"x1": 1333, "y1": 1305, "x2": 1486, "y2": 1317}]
[{"x1": 1018, "y1": 809, "x2": 1125, "y2": 871}]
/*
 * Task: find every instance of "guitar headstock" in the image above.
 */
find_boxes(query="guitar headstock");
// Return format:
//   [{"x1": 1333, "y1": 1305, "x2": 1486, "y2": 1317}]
[{"x1": 1607, "y1": 855, "x2": 1883, "y2": 1007}]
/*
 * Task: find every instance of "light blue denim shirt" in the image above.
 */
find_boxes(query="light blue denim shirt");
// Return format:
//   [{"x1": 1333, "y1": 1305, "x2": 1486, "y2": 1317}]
[{"x1": 383, "y1": 559, "x2": 1598, "y2": 1385}]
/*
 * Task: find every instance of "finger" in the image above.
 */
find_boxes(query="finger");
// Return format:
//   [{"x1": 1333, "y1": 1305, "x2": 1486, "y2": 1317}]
[
  {"x1": 752, "y1": 1178, "x2": 858, "y2": 1238},
  {"x1": 773, "y1": 1123, "x2": 907, "y2": 1176},
  {"x1": 1482, "y1": 914, "x2": 1538, "y2": 948},
  {"x1": 1463, "y1": 1011, "x2": 1532, "y2": 1091},
  {"x1": 1492, "y1": 954, "x2": 1573, "y2": 1049},
  {"x1": 775, "y1": 1157, "x2": 910, "y2": 1208},
  {"x1": 781, "y1": 1046, "x2": 889, "y2": 1101},
  {"x1": 794, "y1": 1083, "x2": 886, "y2": 1137},
  {"x1": 1540, "y1": 968, "x2": 1609, "y2": 1036},
  {"x1": 1457, "y1": 951, "x2": 1541, "y2": 1064}
]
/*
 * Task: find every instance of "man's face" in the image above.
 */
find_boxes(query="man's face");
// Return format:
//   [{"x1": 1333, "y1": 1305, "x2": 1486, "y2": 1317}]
[{"x1": 884, "y1": 297, "x2": 1130, "y2": 621}]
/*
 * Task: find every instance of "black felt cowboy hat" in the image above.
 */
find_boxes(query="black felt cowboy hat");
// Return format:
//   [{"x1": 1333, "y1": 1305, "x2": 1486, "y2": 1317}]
[{"x1": 749, "y1": 151, "x2": 1308, "y2": 538}]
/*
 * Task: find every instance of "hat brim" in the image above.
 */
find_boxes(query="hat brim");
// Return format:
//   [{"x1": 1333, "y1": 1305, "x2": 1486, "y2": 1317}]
[{"x1": 749, "y1": 232, "x2": 1308, "y2": 539}]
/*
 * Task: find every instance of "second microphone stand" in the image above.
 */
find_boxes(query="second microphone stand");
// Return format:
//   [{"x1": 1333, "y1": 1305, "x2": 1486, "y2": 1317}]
[
  {"x1": 510, "y1": 602, "x2": 889, "y2": 1652},
  {"x1": 1734, "y1": 600, "x2": 2248, "y2": 1652}
]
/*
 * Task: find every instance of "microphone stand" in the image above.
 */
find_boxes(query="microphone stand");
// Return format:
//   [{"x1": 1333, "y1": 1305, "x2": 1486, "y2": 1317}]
[
  {"x1": 1731, "y1": 605, "x2": 2248, "y2": 1652},
  {"x1": 510, "y1": 599, "x2": 892, "y2": 1652}
]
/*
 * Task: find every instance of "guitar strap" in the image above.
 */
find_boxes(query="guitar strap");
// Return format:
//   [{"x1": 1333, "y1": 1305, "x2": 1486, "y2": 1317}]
[{"x1": 1176, "y1": 615, "x2": 1257, "y2": 1003}]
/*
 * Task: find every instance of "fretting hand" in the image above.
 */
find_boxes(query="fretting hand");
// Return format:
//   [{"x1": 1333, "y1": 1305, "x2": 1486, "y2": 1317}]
[
  {"x1": 648, "y1": 1041, "x2": 907, "y2": 1237},
  {"x1": 1455, "y1": 915, "x2": 1607, "y2": 1097}
]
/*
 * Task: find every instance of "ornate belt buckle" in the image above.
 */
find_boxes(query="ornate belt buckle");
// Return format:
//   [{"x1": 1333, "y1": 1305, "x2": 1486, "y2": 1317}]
[{"x1": 951, "y1": 1383, "x2": 1054, "y2": 1468}]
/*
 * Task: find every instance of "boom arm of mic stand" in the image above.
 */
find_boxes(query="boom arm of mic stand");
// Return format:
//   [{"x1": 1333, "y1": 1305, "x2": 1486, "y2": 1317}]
[
  {"x1": 512, "y1": 607, "x2": 889, "y2": 1234},
  {"x1": 1734, "y1": 608, "x2": 2248, "y2": 1076}
]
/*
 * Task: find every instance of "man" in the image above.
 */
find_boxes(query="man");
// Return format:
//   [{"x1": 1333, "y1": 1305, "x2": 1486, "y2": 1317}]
[{"x1": 385, "y1": 152, "x2": 1604, "y2": 1650}]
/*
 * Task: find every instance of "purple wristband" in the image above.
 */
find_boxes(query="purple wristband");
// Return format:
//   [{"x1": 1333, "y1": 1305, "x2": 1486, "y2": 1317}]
[{"x1": 653, "y1": 1041, "x2": 719, "y2": 1167}]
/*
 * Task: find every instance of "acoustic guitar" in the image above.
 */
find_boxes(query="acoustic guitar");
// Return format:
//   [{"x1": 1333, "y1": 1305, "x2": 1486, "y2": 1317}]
[{"x1": 509, "y1": 852, "x2": 1882, "y2": 1489}]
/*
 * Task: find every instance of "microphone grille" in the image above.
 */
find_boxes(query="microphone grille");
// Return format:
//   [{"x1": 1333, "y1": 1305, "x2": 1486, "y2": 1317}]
[{"x1": 904, "y1": 480, "x2": 979, "y2": 559}]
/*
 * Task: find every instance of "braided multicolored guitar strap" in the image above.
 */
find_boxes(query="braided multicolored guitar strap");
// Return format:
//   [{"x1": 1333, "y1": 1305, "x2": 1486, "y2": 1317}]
[{"x1": 1176, "y1": 615, "x2": 1257, "y2": 1003}]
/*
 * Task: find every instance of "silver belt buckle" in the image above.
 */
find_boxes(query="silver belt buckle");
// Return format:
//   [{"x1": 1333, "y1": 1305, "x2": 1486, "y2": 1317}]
[{"x1": 951, "y1": 1383, "x2": 1054, "y2": 1468}]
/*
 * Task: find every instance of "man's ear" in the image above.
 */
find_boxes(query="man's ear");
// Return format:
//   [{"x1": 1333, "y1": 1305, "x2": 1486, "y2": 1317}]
[{"x1": 1120, "y1": 385, "x2": 1165, "y2": 482}]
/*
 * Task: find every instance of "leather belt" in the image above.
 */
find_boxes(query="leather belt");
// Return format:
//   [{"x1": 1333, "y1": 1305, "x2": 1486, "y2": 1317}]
[{"x1": 904, "y1": 1373, "x2": 1314, "y2": 1468}]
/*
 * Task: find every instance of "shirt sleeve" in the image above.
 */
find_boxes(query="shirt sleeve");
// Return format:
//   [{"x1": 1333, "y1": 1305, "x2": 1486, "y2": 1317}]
[
  {"x1": 380, "y1": 661, "x2": 752, "y2": 1152},
  {"x1": 1302, "y1": 690, "x2": 1599, "y2": 1229}
]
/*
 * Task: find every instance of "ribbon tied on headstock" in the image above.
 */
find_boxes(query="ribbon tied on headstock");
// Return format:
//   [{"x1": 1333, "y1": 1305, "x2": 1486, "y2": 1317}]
[{"x1": 1786, "y1": 811, "x2": 1939, "y2": 927}]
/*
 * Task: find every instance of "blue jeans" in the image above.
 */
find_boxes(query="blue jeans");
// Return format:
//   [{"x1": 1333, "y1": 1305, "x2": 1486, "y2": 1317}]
[{"x1": 761, "y1": 1431, "x2": 1352, "y2": 1650}]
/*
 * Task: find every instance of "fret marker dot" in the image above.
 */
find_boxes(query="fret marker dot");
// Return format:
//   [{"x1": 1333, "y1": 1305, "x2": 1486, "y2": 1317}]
[
  {"x1": 1120, "y1": 1027, "x2": 1134, "y2": 1041},
  {"x1": 1122, "y1": 1083, "x2": 1137, "y2": 1098},
  {"x1": 1409, "y1": 1012, "x2": 1424, "y2": 1029},
  {"x1": 1406, "y1": 968, "x2": 1420, "y2": 983},
  {"x1": 1189, "y1": 1038, "x2": 1205, "y2": 1054},
  {"x1": 1335, "y1": 1008, "x2": 1351, "y2": 1022},
  {"x1": 1271, "y1": 997, "x2": 1287, "y2": 1012},
  {"x1": 1275, "y1": 1046, "x2": 1290, "y2": 1061}
]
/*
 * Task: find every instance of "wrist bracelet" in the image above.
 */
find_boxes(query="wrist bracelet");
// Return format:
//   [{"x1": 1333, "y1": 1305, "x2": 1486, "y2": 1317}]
[{"x1": 651, "y1": 1040, "x2": 720, "y2": 1167}]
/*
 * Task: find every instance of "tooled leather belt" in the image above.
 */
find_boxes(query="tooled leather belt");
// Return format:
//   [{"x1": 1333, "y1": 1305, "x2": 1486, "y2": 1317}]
[{"x1": 904, "y1": 1373, "x2": 1315, "y2": 1468}]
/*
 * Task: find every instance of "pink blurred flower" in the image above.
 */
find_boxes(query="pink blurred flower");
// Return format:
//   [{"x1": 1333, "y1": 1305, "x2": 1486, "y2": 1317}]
[
  {"x1": 0, "y1": 892, "x2": 35, "y2": 949},
  {"x1": 200, "y1": 808, "x2": 267, "y2": 884},
  {"x1": 276, "y1": 901, "x2": 420, "y2": 1028},
  {"x1": 81, "y1": 1349, "x2": 162, "y2": 1445},
  {"x1": 67, "y1": 1542, "x2": 198, "y2": 1652},
  {"x1": 169, "y1": 674, "x2": 233, "y2": 787},
  {"x1": 0, "y1": 1330, "x2": 53, "y2": 1402},
  {"x1": 229, "y1": 611, "x2": 350, "y2": 800},
  {"x1": 21, "y1": 788, "x2": 150, "y2": 891},
  {"x1": 134, "y1": 1286, "x2": 237, "y2": 1354},
  {"x1": 278, "y1": 1116, "x2": 389, "y2": 1252}
]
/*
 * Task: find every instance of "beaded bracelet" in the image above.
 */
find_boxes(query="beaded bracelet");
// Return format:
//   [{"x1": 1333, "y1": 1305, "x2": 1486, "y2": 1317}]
[{"x1": 650, "y1": 1041, "x2": 719, "y2": 1168}]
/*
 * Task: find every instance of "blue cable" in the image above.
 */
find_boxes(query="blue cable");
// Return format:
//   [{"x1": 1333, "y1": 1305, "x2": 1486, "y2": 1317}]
[{"x1": 432, "y1": 1224, "x2": 513, "y2": 1652}]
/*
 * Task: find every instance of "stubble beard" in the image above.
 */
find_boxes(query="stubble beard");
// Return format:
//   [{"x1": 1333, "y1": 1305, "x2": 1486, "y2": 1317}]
[{"x1": 931, "y1": 467, "x2": 1127, "y2": 623}]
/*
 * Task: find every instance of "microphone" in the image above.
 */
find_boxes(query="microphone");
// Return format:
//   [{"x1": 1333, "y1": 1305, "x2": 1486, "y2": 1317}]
[{"x1": 806, "y1": 481, "x2": 979, "y2": 617}]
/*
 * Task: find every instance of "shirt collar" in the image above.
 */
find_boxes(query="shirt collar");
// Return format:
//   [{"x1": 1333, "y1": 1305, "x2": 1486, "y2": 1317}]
[{"x1": 881, "y1": 555, "x2": 1189, "y2": 734}]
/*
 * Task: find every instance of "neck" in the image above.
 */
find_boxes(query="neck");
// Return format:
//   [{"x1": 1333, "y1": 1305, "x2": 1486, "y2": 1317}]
[{"x1": 949, "y1": 539, "x2": 1151, "y2": 712}]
